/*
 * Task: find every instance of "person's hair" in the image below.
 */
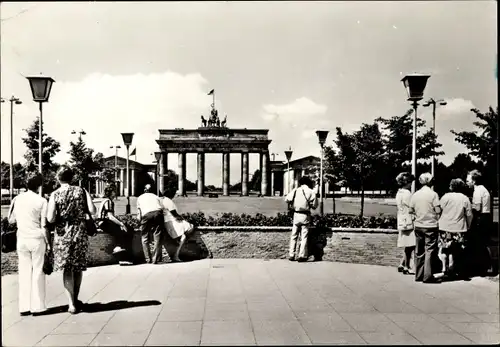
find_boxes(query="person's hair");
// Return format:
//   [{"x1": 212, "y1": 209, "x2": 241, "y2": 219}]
[
  {"x1": 104, "y1": 184, "x2": 116, "y2": 199},
  {"x1": 163, "y1": 186, "x2": 176, "y2": 199},
  {"x1": 395, "y1": 172, "x2": 414, "y2": 188},
  {"x1": 468, "y1": 170, "x2": 482, "y2": 185},
  {"x1": 57, "y1": 165, "x2": 74, "y2": 183},
  {"x1": 298, "y1": 176, "x2": 313, "y2": 188},
  {"x1": 419, "y1": 172, "x2": 433, "y2": 186},
  {"x1": 449, "y1": 178, "x2": 466, "y2": 193},
  {"x1": 26, "y1": 173, "x2": 43, "y2": 192}
]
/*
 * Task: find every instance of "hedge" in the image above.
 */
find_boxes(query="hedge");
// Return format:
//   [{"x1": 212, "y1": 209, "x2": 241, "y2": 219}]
[{"x1": 1, "y1": 213, "x2": 397, "y2": 234}]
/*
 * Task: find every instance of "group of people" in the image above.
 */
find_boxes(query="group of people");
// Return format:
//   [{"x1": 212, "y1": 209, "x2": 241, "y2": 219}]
[
  {"x1": 7, "y1": 165, "x2": 193, "y2": 317},
  {"x1": 395, "y1": 170, "x2": 492, "y2": 283}
]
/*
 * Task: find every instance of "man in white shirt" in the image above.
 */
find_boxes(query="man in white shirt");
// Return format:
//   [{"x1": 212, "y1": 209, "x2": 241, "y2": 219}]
[
  {"x1": 466, "y1": 170, "x2": 492, "y2": 276},
  {"x1": 409, "y1": 173, "x2": 442, "y2": 283},
  {"x1": 285, "y1": 176, "x2": 319, "y2": 262},
  {"x1": 137, "y1": 184, "x2": 165, "y2": 263},
  {"x1": 8, "y1": 174, "x2": 50, "y2": 316}
]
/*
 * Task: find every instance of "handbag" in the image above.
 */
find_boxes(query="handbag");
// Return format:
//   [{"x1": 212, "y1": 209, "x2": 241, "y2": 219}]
[
  {"x1": 43, "y1": 245, "x2": 54, "y2": 275},
  {"x1": 2, "y1": 199, "x2": 17, "y2": 253},
  {"x1": 1, "y1": 230, "x2": 17, "y2": 253},
  {"x1": 287, "y1": 189, "x2": 297, "y2": 217},
  {"x1": 81, "y1": 188, "x2": 98, "y2": 237}
]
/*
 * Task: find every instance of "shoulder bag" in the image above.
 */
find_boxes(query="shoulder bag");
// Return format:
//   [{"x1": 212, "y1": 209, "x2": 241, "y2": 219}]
[
  {"x1": 81, "y1": 188, "x2": 98, "y2": 237},
  {"x1": 2, "y1": 199, "x2": 17, "y2": 253},
  {"x1": 287, "y1": 189, "x2": 298, "y2": 217}
]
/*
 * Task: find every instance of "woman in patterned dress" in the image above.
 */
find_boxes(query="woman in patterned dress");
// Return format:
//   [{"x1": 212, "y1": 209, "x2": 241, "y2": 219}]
[
  {"x1": 395, "y1": 172, "x2": 416, "y2": 274},
  {"x1": 46, "y1": 166, "x2": 96, "y2": 314}
]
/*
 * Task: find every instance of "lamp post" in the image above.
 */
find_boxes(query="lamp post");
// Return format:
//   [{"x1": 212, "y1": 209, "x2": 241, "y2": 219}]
[
  {"x1": 71, "y1": 129, "x2": 86, "y2": 141},
  {"x1": 284, "y1": 147, "x2": 293, "y2": 195},
  {"x1": 401, "y1": 73, "x2": 431, "y2": 193},
  {"x1": 154, "y1": 151, "x2": 161, "y2": 196},
  {"x1": 121, "y1": 133, "x2": 134, "y2": 214},
  {"x1": 422, "y1": 98, "x2": 447, "y2": 178},
  {"x1": 316, "y1": 130, "x2": 329, "y2": 216},
  {"x1": 110, "y1": 145, "x2": 121, "y2": 195},
  {"x1": 26, "y1": 74, "x2": 55, "y2": 196},
  {"x1": 3, "y1": 96, "x2": 22, "y2": 203}
]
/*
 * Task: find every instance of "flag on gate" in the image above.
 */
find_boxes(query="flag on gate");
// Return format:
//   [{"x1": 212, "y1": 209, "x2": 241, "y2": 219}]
[
  {"x1": 207, "y1": 89, "x2": 214, "y2": 95},
  {"x1": 130, "y1": 147, "x2": 136, "y2": 156}
]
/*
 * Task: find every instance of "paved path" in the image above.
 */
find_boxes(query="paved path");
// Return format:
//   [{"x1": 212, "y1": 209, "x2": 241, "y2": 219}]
[{"x1": 2, "y1": 259, "x2": 499, "y2": 346}]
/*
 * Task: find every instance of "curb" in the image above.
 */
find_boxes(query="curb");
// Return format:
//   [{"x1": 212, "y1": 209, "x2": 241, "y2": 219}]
[{"x1": 196, "y1": 226, "x2": 398, "y2": 234}]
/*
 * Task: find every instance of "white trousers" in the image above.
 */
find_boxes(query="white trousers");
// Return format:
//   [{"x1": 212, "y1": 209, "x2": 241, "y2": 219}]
[
  {"x1": 289, "y1": 213, "x2": 310, "y2": 259},
  {"x1": 17, "y1": 237, "x2": 47, "y2": 313}
]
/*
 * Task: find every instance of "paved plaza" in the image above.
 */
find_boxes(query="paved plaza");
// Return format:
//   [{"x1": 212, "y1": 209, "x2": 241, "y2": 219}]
[{"x1": 1, "y1": 259, "x2": 499, "y2": 346}]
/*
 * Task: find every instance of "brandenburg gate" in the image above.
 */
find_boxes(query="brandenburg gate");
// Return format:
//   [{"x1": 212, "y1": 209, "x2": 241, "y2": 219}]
[{"x1": 156, "y1": 105, "x2": 272, "y2": 196}]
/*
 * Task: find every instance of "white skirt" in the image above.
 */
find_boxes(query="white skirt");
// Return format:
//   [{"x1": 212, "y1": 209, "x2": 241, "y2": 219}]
[
  {"x1": 397, "y1": 228, "x2": 416, "y2": 248},
  {"x1": 165, "y1": 220, "x2": 193, "y2": 239}
]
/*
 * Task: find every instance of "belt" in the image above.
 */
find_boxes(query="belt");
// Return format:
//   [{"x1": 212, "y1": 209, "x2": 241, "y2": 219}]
[{"x1": 294, "y1": 210, "x2": 311, "y2": 215}]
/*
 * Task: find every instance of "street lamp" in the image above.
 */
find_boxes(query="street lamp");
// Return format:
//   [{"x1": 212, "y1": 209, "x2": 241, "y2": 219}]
[
  {"x1": 110, "y1": 145, "x2": 122, "y2": 195},
  {"x1": 284, "y1": 147, "x2": 293, "y2": 195},
  {"x1": 154, "y1": 151, "x2": 161, "y2": 196},
  {"x1": 316, "y1": 130, "x2": 329, "y2": 216},
  {"x1": 2, "y1": 96, "x2": 22, "y2": 203},
  {"x1": 422, "y1": 98, "x2": 447, "y2": 178},
  {"x1": 71, "y1": 129, "x2": 87, "y2": 141},
  {"x1": 121, "y1": 132, "x2": 134, "y2": 214},
  {"x1": 26, "y1": 74, "x2": 55, "y2": 196},
  {"x1": 401, "y1": 73, "x2": 430, "y2": 193}
]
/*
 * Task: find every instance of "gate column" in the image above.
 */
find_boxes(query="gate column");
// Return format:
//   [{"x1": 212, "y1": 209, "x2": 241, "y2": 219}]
[
  {"x1": 197, "y1": 152, "x2": 205, "y2": 196},
  {"x1": 241, "y1": 152, "x2": 249, "y2": 196},
  {"x1": 222, "y1": 152, "x2": 230, "y2": 196}
]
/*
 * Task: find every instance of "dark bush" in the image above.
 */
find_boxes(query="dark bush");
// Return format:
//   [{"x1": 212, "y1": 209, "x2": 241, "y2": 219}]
[{"x1": 1, "y1": 213, "x2": 397, "y2": 234}]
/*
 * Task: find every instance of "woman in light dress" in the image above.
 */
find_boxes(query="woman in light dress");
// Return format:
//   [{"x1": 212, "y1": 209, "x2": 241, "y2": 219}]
[
  {"x1": 395, "y1": 172, "x2": 416, "y2": 274},
  {"x1": 161, "y1": 186, "x2": 193, "y2": 262}
]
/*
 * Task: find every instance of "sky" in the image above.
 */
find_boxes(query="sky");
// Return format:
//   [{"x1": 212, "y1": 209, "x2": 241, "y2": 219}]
[{"x1": 0, "y1": 1, "x2": 497, "y2": 185}]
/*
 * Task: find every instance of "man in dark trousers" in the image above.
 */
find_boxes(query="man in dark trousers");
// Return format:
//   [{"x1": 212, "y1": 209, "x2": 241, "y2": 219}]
[{"x1": 136, "y1": 184, "x2": 165, "y2": 263}]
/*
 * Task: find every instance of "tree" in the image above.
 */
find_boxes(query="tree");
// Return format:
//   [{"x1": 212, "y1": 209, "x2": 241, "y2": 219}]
[
  {"x1": 334, "y1": 123, "x2": 385, "y2": 216},
  {"x1": 376, "y1": 108, "x2": 444, "y2": 194},
  {"x1": 1, "y1": 162, "x2": 27, "y2": 191},
  {"x1": 68, "y1": 137, "x2": 104, "y2": 190},
  {"x1": 249, "y1": 169, "x2": 261, "y2": 192},
  {"x1": 451, "y1": 106, "x2": 498, "y2": 194},
  {"x1": 22, "y1": 118, "x2": 61, "y2": 193},
  {"x1": 448, "y1": 153, "x2": 484, "y2": 183}
]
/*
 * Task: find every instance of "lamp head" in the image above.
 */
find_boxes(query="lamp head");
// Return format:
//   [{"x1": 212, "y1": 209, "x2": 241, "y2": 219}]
[
  {"x1": 316, "y1": 130, "x2": 329, "y2": 147},
  {"x1": 121, "y1": 133, "x2": 134, "y2": 147},
  {"x1": 401, "y1": 74, "x2": 430, "y2": 101},
  {"x1": 284, "y1": 148, "x2": 293, "y2": 162},
  {"x1": 26, "y1": 74, "x2": 55, "y2": 102},
  {"x1": 154, "y1": 152, "x2": 161, "y2": 161}
]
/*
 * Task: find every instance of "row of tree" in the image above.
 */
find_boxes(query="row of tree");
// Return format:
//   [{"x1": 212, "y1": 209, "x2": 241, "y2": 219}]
[
  {"x1": 312, "y1": 106, "x2": 497, "y2": 216},
  {"x1": 1, "y1": 118, "x2": 112, "y2": 195}
]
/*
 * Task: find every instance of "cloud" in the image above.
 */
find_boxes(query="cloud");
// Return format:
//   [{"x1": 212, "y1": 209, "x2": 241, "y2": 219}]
[
  {"x1": 260, "y1": 97, "x2": 328, "y2": 161},
  {"x1": 262, "y1": 97, "x2": 327, "y2": 121},
  {"x1": 440, "y1": 98, "x2": 476, "y2": 116}
]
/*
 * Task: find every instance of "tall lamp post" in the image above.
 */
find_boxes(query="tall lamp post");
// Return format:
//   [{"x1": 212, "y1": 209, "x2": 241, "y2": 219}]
[
  {"x1": 401, "y1": 74, "x2": 430, "y2": 193},
  {"x1": 154, "y1": 152, "x2": 161, "y2": 196},
  {"x1": 110, "y1": 145, "x2": 122, "y2": 195},
  {"x1": 121, "y1": 133, "x2": 134, "y2": 214},
  {"x1": 422, "y1": 98, "x2": 447, "y2": 178},
  {"x1": 316, "y1": 130, "x2": 329, "y2": 216},
  {"x1": 26, "y1": 74, "x2": 55, "y2": 196},
  {"x1": 3, "y1": 96, "x2": 22, "y2": 202},
  {"x1": 284, "y1": 147, "x2": 293, "y2": 195}
]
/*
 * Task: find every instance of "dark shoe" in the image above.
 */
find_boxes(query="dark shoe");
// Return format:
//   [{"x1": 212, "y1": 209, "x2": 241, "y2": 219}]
[
  {"x1": 398, "y1": 265, "x2": 404, "y2": 273},
  {"x1": 288, "y1": 257, "x2": 296, "y2": 261},
  {"x1": 32, "y1": 310, "x2": 48, "y2": 317},
  {"x1": 20, "y1": 311, "x2": 31, "y2": 316},
  {"x1": 423, "y1": 278, "x2": 442, "y2": 284},
  {"x1": 314, "y1": 256, "x2": 323, "y2": 262},
  {"x1": 297, "y1": 258, "x2": 307, "y2": 263},
  {"x1": 415, "y1": 278, "x2": 423, "y2": 282}
]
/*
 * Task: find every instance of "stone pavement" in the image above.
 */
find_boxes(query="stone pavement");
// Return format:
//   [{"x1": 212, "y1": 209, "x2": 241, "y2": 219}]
[{"x1": 1, "y1": 259, "x2": 499, "y2": 346}]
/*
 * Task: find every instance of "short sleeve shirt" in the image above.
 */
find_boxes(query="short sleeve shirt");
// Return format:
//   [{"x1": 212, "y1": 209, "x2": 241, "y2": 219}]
[
  {"x1": 137, "y1": 193, "x2": 163, "y2": 216},
  {"x1": 161, "y1": 197, "x2": 178, "y2": 223},
  {"x1": 410, "y1": 186, "x2": 440, "y2": 228},
  {"x1": 472, "y1": 185, "x2": 491, "y2": 214}
]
